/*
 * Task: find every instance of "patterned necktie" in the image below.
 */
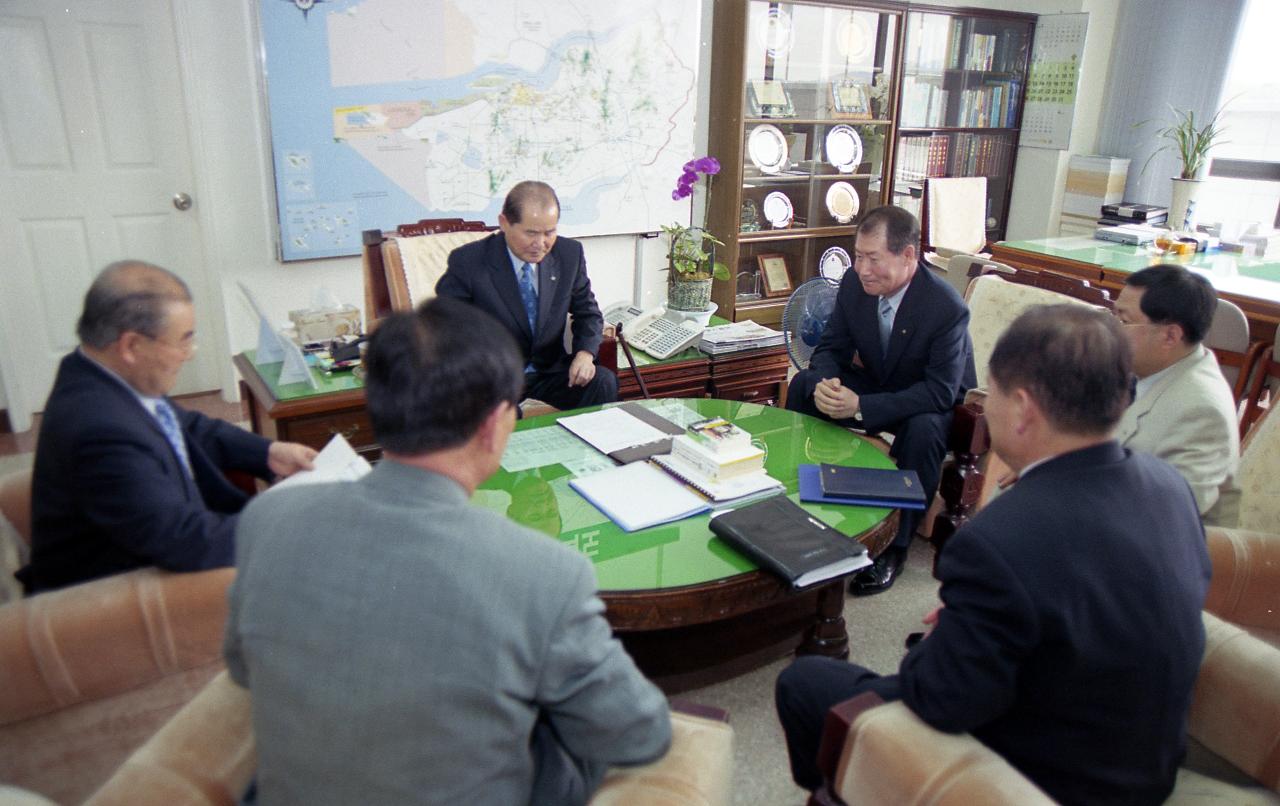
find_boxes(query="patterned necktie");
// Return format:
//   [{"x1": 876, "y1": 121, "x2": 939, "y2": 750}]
[
  {"x1": 154, "y1": 398, "x2": 192, "y2": 478},
  {"x1": 878, "y1": 296, "x2": 894, "y2": 359},
  {"x1": 518, "y1": 262, "x2": 538, "y2": 331}
]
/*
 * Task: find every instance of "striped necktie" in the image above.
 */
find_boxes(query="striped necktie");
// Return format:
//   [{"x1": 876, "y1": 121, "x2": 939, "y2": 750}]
[{"x1": 154, "y1": 399, "x2": 192, "y2": 478}]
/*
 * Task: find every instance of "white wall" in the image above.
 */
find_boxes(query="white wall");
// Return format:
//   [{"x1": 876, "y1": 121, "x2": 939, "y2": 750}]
[{"x1": 171, "y1": 0, "x2": 1117, "y2": 402}]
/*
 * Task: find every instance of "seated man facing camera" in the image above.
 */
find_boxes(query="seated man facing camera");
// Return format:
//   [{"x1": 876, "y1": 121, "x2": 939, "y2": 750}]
[
  {"x1": 786, "y1": 205, "x2": 975, "y2": 594},
  {"x1": 777, "y1": 305, "x2": 1210, "y2": 805},
  {"x1": 20, "y1": 260, "x2": 315, "y2": 594},
  {"x1": 224, "y1": 297, "x2": 670, "y2": 805}
]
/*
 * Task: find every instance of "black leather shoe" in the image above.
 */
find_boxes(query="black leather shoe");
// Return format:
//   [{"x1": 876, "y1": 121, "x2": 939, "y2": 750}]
[{"x1": 849, "y1": 550, "x2": 904, "y2": 596}]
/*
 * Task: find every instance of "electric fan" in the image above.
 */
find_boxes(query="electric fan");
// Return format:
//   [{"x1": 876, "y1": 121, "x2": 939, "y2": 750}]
[{"x1": 781, "y1": 277, "x2": 840, "y2": 370}]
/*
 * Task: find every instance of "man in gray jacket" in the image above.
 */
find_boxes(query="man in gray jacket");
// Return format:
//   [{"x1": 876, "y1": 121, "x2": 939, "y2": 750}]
[{"x1": 224, "y1": 297, "x2": 670, "y2": 805}]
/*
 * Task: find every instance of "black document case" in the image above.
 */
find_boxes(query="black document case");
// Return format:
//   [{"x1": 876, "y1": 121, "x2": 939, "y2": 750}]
[{"x1": 708, "y1": 496, "x2": 871, "y2": 589}]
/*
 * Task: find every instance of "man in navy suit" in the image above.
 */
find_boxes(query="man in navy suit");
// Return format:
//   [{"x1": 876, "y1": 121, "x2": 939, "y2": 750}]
[
  {"x1": 18, "y1": 261, "x2": 316, "y2": 594},
  {"x1": 786, "y1": 205, "x2": 974, "y2": 593},
  {"x1": 776, "y1": 305, "x2": 1210, "y2": 805},
  {"x1": 436, "y1": 180, "x2": 616, "y2": 411}
]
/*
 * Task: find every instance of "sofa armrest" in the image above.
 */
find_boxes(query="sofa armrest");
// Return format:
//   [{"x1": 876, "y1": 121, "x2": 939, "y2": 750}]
[
  {"x1": 1204, "y1": 528, "x2": 1280, "y2": 634},
  {"x1": 0, "y1": 567, "x2": 234, "y2": 726},
  {"x1": 591, "y1": 705, "x2": 733, "y2": 806},
  {"x1": 1188, "y1": 612, "x2": 1280, "y2": 792},
  {"x1": 819, "y1": 694, "x2": 1052, "y2": 805}
]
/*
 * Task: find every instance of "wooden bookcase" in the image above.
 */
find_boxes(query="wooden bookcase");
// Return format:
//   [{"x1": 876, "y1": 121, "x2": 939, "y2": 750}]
[{"x1": 706, "y1": 1, "x2": 1035, "y2": 324}]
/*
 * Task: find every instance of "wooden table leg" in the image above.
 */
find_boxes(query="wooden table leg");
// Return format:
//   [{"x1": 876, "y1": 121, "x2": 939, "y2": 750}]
[{"x1": 796, "y1": 579, "x2": 849, "y2": 659}]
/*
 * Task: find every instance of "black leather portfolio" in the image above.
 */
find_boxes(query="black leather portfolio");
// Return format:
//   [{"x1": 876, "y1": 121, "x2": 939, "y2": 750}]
[{"x1": 708, "y1": 496, "x2": 871, "y2": 589}]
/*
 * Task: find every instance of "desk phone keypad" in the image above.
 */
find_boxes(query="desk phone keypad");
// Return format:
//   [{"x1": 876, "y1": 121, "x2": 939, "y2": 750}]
[{"x1": 639, "y1": 318, "x2": 694, "y2": 358}]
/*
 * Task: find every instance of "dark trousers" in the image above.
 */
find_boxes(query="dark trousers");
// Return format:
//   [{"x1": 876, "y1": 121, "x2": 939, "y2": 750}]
[
  {"x1": 786, "y1": 368, "x2": 952, "y2": 551},
  {"x1": 522, "y1": 364, "x2": 618, "y2": 415},
  {"x1": 775, "y1": 656, "x2": 887, "y2": 791}
]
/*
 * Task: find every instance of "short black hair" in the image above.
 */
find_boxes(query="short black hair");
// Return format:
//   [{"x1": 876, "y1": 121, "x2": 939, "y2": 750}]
[
  {"x1": 1125, "y1": 265, "x2": 1217, "y2": 344},
  {"x1": 856, "y1": 205, "x2": 921, "y2": 256},
  {"x1": 77, "y1": 261, "x2": 192, "y2": 348},
  {"x1": 988, "y1": 304, "x2": 1132, "y2": 436},
  {"x1": 364, "y1": 297, "x2": 523, "y2": 454},
  {"x1": 501, "y1": 181, "x2": 560, "y2": 225}
]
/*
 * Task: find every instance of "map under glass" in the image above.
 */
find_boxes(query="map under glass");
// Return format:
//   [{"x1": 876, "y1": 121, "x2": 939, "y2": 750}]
[{"x1": 259, "y1": 0, "x2": 701, "y2": 260}]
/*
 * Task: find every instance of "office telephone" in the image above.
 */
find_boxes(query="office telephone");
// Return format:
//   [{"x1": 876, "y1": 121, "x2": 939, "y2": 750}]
[{"x1": 602, "y1": 303, "x2": 704, "y2": 359}]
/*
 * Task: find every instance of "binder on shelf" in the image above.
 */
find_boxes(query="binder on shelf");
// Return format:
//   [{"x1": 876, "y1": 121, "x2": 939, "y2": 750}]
[
  {"x1": 797, "y1": 464, "x2": 928, "y2": 509},
  {"x1": 708, "y1": 496, "x2": 871, "y2": 589}
]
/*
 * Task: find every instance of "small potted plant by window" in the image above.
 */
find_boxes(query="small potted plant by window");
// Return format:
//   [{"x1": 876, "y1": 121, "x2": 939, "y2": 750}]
[
  {"x1": 1139, "y1": 104, "x2": 1229, "y2": 231},
  {"x1": 665, "y1": 157, "x2": 730, "y2": 317}
]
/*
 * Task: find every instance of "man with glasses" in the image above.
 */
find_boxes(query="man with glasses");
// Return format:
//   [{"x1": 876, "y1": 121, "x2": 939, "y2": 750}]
[
  {"x1": 1113, "y1": 265, "x2": 1240, "y2": 526},
  {"x1": 18, "y1": 261, "x2": 316, "y2": 594}
]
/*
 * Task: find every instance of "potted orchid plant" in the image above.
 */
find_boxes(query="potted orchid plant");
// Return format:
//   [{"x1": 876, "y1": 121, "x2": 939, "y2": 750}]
[{"x1": 664, "y1": 156, "x2": 730, "y2": 312}]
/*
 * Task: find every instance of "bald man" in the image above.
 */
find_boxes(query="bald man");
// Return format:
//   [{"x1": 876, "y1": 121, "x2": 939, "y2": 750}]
[{"x1": 18, "y1": 261, "x2": 315, "y2": 594}]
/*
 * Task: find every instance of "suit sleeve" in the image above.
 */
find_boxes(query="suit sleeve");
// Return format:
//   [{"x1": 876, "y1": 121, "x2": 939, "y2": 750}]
[
  {"x1": 69, "y1": 427, "x2": 239, "y2": 572},
  {"x1": 181, "y1": 408, "x2": 271, "y2": 478},
  {"x1": 535, "y1": 558, "x2": 671, "y2": 766},
  {"x1": 859, "y1": 299, "x2": 969, "y2": 432},
  {"x1": 893, "y1": 523, "x2": 1041, "y2": 732},
  {"x1": 806, "y1": 277, "x2": 860, "y2": 381},
  {"x1": 435, "y1": 247, "x2": 475, "y2": 302},
  {"x1": 1138, "y1": 397, "x2": 1236, "y2": 517},
  {"x1": 565, "y1": 246, "x2": 604, "y2": 358}
]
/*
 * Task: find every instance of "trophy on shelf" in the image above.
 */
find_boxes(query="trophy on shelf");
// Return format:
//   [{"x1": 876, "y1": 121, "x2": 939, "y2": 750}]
[{"x1": 740, "y1": 198, "x2": 763, "y2": 232}]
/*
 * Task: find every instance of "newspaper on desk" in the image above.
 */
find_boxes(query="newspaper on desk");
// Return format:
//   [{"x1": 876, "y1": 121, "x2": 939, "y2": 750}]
[{"x1": 697, "y1": 321, "x2": 785, "y2": 355}]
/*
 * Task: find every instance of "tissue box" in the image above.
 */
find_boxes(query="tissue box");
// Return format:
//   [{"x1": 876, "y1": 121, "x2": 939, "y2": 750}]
[{"x1": 288, "y1": 305, "x2": 362, "y2": 342}]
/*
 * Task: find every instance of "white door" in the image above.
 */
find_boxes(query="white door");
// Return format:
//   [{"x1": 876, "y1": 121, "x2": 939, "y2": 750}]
[{"x1": 0, "y1": 0, "x2": 217, "y2": 432}]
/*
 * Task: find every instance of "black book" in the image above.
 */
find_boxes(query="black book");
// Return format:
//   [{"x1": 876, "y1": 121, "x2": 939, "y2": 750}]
[
  {"x1": 1101, "y1": 202, "x2": 1168, "y2": 222},
  {"x1": 708, "y1": 496, "x2": 870, "y2": 589},
  {"x1": 819, "y1": 464, "x2": 927, "y2": 508}
]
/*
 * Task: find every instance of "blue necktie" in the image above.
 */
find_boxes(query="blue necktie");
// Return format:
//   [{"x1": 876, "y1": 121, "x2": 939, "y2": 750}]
[
  {"x1": 154, "y1": 399, "x2": 192, "y2": 478},
  {"x1": 518, "y1": 262, "x2": 538, "y2": 331},
  {"x1": 878, "y1": 296, "x2": 894, "y2": 359}
]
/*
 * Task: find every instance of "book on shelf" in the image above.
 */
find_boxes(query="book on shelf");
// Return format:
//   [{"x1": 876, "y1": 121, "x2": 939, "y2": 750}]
[
  {"x1": 653, "y1": 453, "x2": 783, "y2": 505},
  {"x1": 797, "y1": 464, "x2": 928, "y2": 509},
  {"x1": 708, "y1": 495, "x2": 871, "y2": 589},
  {"x1": 818, "y1": 463, "x2": 928, "y2": 508}
]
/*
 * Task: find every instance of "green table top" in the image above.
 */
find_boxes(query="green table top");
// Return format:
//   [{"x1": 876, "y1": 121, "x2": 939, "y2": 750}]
[
  {"x1": 472, "y1": 398, "x2": 897, "y2": 592},
  {"x1": 1000, "y1": 237, "x2": 1280, "y2": 289},
  {"x1": 242, "y1": 315, "x2": 735, "y2": 401}
]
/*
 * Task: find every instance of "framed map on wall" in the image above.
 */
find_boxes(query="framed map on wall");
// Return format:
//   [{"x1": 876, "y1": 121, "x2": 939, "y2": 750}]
[{"x1": 259, "y1": 0, "x2": 701, "y2": 261}]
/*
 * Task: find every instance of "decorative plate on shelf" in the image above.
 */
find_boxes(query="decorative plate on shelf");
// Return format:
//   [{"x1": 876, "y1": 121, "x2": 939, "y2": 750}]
[
  {"x1": 824, "y1": 125, "x2": 863, "y2": 174},
  {"x1": 819, "y1": 246, "x2": 852, "y2": 281},
  {"x1": 824, "y1": 182, "x2": 860, "y2": 224},
  {"x1": 762, "y1": 191, "x2": 794, "y2": 229},
  {"x1": 835, "y1": 14, "x2": 873, "y2": 62},
  {"x1": 748, "y1": 124, "x2": 789, "y2": 174},
  {"x1": 754, "y1": 6, "x2": 794, "y2": 58}
]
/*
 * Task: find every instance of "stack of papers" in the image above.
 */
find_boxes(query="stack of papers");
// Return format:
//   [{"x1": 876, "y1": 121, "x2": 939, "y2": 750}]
[
  {"x1": 697, "y1": 321, "x2": 785, "y2": 355},
  {"x1": 570, "y1": 462, "x2": 710, "y2": 532},
  {"x1": 266, "y1": 434, "x2": 371, "y2": 492}
]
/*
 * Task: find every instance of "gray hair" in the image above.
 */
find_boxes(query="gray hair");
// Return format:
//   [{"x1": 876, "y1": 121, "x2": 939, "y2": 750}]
[{"x1": 76, "y1": 261, "x2": 192, "y2": 348}]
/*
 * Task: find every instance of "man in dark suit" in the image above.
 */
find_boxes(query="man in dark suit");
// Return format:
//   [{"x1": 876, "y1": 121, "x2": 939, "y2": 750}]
[
  {"x1": 436, "y1": 180, "x2": 615, "y2": 411},
  {"x1": 786, "y1": 205, "x2": 974, "y2": 593},
  {"x1": 18, "y1": 261, "x2": 316, "y2": 594},
  {"x1": 776, "y1": 305, "x2": 1211, "y2": 805}
]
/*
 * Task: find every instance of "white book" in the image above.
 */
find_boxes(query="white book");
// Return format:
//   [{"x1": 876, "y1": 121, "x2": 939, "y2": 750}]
[{"x1": 653, "y1": 454, "x2": 784, "y2": 505}]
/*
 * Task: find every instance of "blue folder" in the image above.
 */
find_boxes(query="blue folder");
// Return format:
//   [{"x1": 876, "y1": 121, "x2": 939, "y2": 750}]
[{"x1": 797, "y1": 464, "x2": 928, "y2": 510}]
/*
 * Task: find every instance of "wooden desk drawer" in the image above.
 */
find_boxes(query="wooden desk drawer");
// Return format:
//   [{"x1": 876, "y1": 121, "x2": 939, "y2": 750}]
[
  {"x1": 278, "y1": 408, "x2": 376, "y2": 454},
  {"x1": 712, "y1": 377, "x2": 783, "y2": 405}
]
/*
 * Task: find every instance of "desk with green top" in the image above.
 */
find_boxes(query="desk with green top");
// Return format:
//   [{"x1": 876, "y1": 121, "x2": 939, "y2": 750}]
[
  {"x1": 235, "y1": 334, "x2": 789, "y2": 461},
  {"x1": 992, "y1": 237, "x2": 1280, "y2": 345}
]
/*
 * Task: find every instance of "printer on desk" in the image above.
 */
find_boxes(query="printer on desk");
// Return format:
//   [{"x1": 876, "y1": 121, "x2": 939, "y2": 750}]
[{"x1": 1094, "y1": 223, "x2": 1163, "y2": 246}]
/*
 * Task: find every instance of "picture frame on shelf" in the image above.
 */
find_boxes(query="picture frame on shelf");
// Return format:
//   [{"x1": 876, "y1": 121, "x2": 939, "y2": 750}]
[
  {"x1": 757, "y1": 254, "x2": 793, "y2": 297},
  {"x1": 747, "y1": 79, "x2": 796, "y2": 118},
  {"x1": 830, "y1": 80, "x2": 873, "y2": 119}
]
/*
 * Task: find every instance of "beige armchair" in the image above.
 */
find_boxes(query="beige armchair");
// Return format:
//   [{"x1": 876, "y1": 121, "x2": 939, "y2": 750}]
[
  {"x1": 87, "y1": 671, "x2": 735, "y2": 806},
  {"x1": 813, "y1": 611, "x2": 1280, "y2": 805},
  {"x1": 0, "y1": 468, "x2": 235, "y2": 803}
]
